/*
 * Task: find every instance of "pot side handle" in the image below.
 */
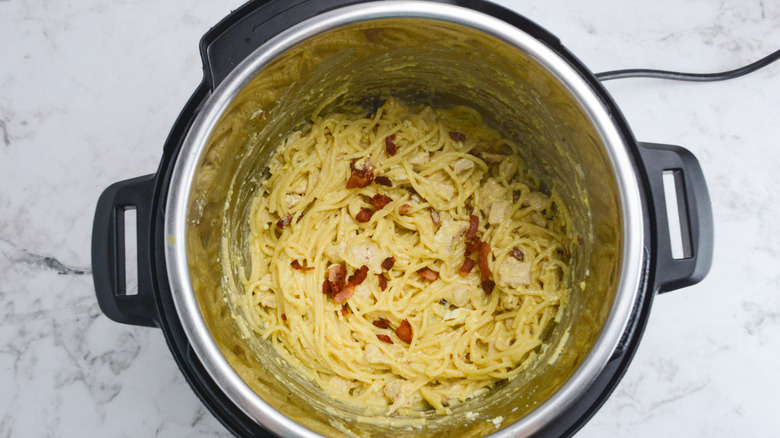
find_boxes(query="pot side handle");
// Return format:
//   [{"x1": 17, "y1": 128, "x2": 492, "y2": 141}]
[
  {"x1": 638, "y1": 142, "x2": 714, "y2": 293},
  {"x1": 92, "y1": 175, "x2": 160, "y2": 327}
]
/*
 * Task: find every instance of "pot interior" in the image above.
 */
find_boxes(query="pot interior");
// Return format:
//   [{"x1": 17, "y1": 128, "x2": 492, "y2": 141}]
[{"x1": 184, "y1": 13, "x2": 622, "y2": 437}]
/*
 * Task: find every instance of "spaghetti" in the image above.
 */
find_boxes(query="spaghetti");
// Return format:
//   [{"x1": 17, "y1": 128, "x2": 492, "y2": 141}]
[{"x1": 237, "y1": 98, "x2": 571, "y2": 415}]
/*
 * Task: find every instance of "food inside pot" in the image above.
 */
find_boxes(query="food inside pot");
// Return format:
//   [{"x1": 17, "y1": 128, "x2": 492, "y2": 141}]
[
  {"x1": 184, "y1": 16, "x2": 623, "y2": 437},
  {"x1": 237, "y1": 98, "x2": 574, "y2": 416}
]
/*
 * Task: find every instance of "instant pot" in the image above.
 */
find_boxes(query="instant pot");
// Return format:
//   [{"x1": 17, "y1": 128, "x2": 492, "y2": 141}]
[{"x1": 92, "y1": 1, "x2": 713, "y2": 436}]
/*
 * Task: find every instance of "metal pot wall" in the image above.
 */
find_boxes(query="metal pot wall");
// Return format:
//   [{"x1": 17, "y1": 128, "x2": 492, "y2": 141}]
[{"x1": 92, "y1": 1, "x2": 713, "y2": 436}]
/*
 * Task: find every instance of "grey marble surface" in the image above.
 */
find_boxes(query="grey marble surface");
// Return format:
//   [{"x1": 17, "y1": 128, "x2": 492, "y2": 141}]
[{"x1": 1, "y1": 0, "x2": 778, "y2": 436}]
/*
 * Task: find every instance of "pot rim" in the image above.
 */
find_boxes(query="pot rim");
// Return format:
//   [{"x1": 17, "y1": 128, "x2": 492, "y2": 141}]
[{"x1": 164, "y1": 2, "x2": 645, "y2": 436}]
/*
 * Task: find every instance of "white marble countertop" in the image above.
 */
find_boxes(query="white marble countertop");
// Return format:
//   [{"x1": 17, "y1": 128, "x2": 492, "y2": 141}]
[{"x1": 1, "y1": 0, "x2": 778, "y2": 437}]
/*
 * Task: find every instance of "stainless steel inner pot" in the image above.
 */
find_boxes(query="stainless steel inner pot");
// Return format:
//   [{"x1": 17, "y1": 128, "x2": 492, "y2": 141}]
[{"x1": 164, "y1": 2, "x2": 644, "y2": 437}]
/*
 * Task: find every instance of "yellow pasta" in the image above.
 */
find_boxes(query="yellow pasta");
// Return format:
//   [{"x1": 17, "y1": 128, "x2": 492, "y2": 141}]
[{"x1": 238, "y1": 98, "x2": 571, "y2": 416}]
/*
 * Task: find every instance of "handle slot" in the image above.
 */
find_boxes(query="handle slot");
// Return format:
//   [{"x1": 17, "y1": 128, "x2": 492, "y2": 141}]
[
  {"x1": 662, "y1": 169, "x2": 692, "y2": 259},
  {"x1": 122, "y1": 207, "x2": 139, "y2": 296}
]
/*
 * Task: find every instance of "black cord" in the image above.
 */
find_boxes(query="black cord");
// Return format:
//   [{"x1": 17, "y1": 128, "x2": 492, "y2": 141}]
[{"x1": 596, "y1": 48, "x2": 780, "y2": 82}]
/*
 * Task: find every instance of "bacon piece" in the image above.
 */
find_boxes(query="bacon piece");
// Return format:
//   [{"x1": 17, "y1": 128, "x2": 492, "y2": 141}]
[
  {"x1": 465, "y1": 239, "x2": 480, "y2": 255},
  {"x1": 417, "y1": 268, "x2": 438, "y2": 281},
  {"x1": 276, "y1": 215, "x2": 292, "y2": 229},
  {"x1": 449, "y1": 131, "x2": 467, "y2": 142},
  {"x1": 322, "y1": 280, "x2": 333, "y2": 296},
  {"x1": 510, "y1": 247, "x2": 525, "y2": 261},
  {"x1": 374, "y1": 176, "x2": 392, "y2": 187},
  {"x1": 377, "y1": 334, "x2": 394, "y2": 344},
  {"x1": 333, "y1": 283, "x2": 355, "y2": 303},
  {"x1": 290, "y1": 260, "x2": 315, "y2": 271},
  {"x1": 327, "y1": 264, "x2": 347, "y2": 293},
  {"x1": 348, "y1": 265, "x2": 369, "y2": 286},
  {"x1": 281, "y1": 313, "x2": 287, "y2": 322},
  {"x1": 481, "y1": 280, "x2": 495, "y2": 295},
  {"x1": 346, "y1": 159, "x2": 375, "y2": 188},
  {"x1": 341, "y1": 306, "x2": 348, "y2": 316},
  {"x1": 385, "y1": 134, "x2": 397, "y2": 156},
  {"x1": 371, "y1": 194, "x2": 393, "y2": 210},
  {"x1": 466, "y1": 214, "x2": 479, "y2": 239},
  {"x1": 356, "y1": 209, "x2": 374, "y2": 223},
  {"x1": 398, "y1": 204, "x2": 411, "y2": 216},
  {"x1": 430, "y1": 209, "x2": 441, "y2": 226},
  {"x1": 377, "y1": 274, "x2": 387, "y2": 291},
  {"x1": 478, "y1": 241, "x2": 492, "y2": 282},
  {"x1": 381, "y1": 257, "x2": 395, "y2": 270},
  {"x1": 458, "y1": 258, "x2": 476, "y2": 275},
  {"x1": 372, "y1": 318, "x2": 391, "y2": 329},
  {"x1": 395, "y1": 319, "x2": 413, "y2": 344}
]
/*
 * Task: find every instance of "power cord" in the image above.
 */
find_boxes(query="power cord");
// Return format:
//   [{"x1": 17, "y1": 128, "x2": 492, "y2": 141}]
[{"x1": 596, "y1": 48, "x2": 780, "y2": 82}]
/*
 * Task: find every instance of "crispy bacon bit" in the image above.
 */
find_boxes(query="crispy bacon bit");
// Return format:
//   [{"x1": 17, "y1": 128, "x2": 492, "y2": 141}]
[
  {"x1": 417, "y1": 268, "x2": 439, "y2": 281},
  {"x1": 281, "y1": 313, "x2": 287, "y2": 321},
  {"x1": 276, "y1": 215, "x2": 293, "y2": 229},
  {"x1": 385, "y1": 134, "x2": 397, "y2": 156},
  {"x1": 346, "y1": 159, "x2": 375, "y2": 188},
  {"x1": 333, "y1": 283, "x2": 355, "y2": 303},
  {"x1": 356, "y1": 209, "x2": 375, "y2": 223},
  {"x1": 372, "y1": 318, "x2": 391, "y2": 329},
  {"x1": 478, "y1": 241, "x2": 492, "y2": 282},
  {"x1": 381, "y1": 257, "x2": 395, "y2": 270},
  {"x1": 348, "y1": 265, "x2": 369, "y2": 286},
  {"x1": 377, "y1": 273, "x2": 388, "y2": 291},
  {"x1": 398, "y1": 204, "x2": 411, "y2": 216},
  {"x1": 465, "y1": 239, "x2": 481, "y2": 255},
  {"x1": 396, "y1": 319, "x2": 413, "y2": 344},
  {"x1": 449, "y1": 131, "x2": 467, "y2": 142},
  {"x1": 458, "y1": 258, "x2": 476, "y2": 275},
  {"x1": 322, "y1": 280, "x2": 333, "y2": 296},
  {"x1": 377, "y1": 334, "x2": 394, "y2": 344},
  {"x1": 510, "y1": 247, "x2": 525, "y2": 261},
  {"x1": 327, "y1": 264, "x2": 347, "y2": 293},
  {"x1": 371, "y1": 194, "x2": 393, "y2": 210},
  {"x1": 430, "y1": 209, "x2": 441, "y2": 226},
  {"x1": 341, "y1": 306, "x2": 348, "y2": 316},
  {"x1": 466, "y1": 214, "x2": 479, "y2": 239},
  {"x1": 290, "y1": 259, "x2": 315, "y2": 271},
  {"x1": 481, "y1": 280, "x2": 495, "y2": 295},
  {"x1": 375, "y1": 175, "x2": 393, "y2": 187}
]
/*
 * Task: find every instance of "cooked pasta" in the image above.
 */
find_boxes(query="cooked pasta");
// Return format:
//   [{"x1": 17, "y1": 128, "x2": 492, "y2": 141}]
[{"x1": 237, "y1": 98, "x2": 571, "y2": 415}]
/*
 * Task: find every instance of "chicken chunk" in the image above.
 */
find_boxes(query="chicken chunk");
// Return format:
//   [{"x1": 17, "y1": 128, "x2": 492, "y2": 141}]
[
  {"x1": 477, "y1": 177, "x2": 509, "y2": 212},
  {"x1": 446, "y1": 282, "x2": 472, "y2": 307},
  {"x1": 433, "y1": 214, "x2": 468, "y2": 252},
  {"x1": 488, "y1": 199, "x2": 511, "y2": 225},
  {"x1": 257, "y1": 291, "x2": 277, "y2": 308},
  {"x1": 452, "y1": 158, "x2": 475, "y2": 174},
  {"x1": 328, "y1": 376, "x2": 353, "y2": 393},
  {"x1": 364, "y1": 343, "x2": 384, "y2": 363},
  {"x1": 344, "y1": 237, "x2": 383, "y2": 272},
  {"x1": 496, "y1": 256, "x2": 532, "y2": 289}
]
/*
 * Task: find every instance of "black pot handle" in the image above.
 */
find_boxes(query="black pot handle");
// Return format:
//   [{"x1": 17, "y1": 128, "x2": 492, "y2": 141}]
[
  {"x1": 638, "y1": 142, "x2": 713, "y2": 293},
  {"x1": 92, "y1": 174, "x2": 160, "y2": 327}
]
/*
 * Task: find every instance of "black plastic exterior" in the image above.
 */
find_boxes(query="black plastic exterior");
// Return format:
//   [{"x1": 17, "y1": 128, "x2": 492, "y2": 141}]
[
  {"x1": 92, "y1": 174, "x2": 159, "y2": 328},
  {"x1": 90, "y1": 0, "x2": 713, "y2": 436},
  {"x1": 637, "y1": 142, "x2": 713, "y2": 293}
]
